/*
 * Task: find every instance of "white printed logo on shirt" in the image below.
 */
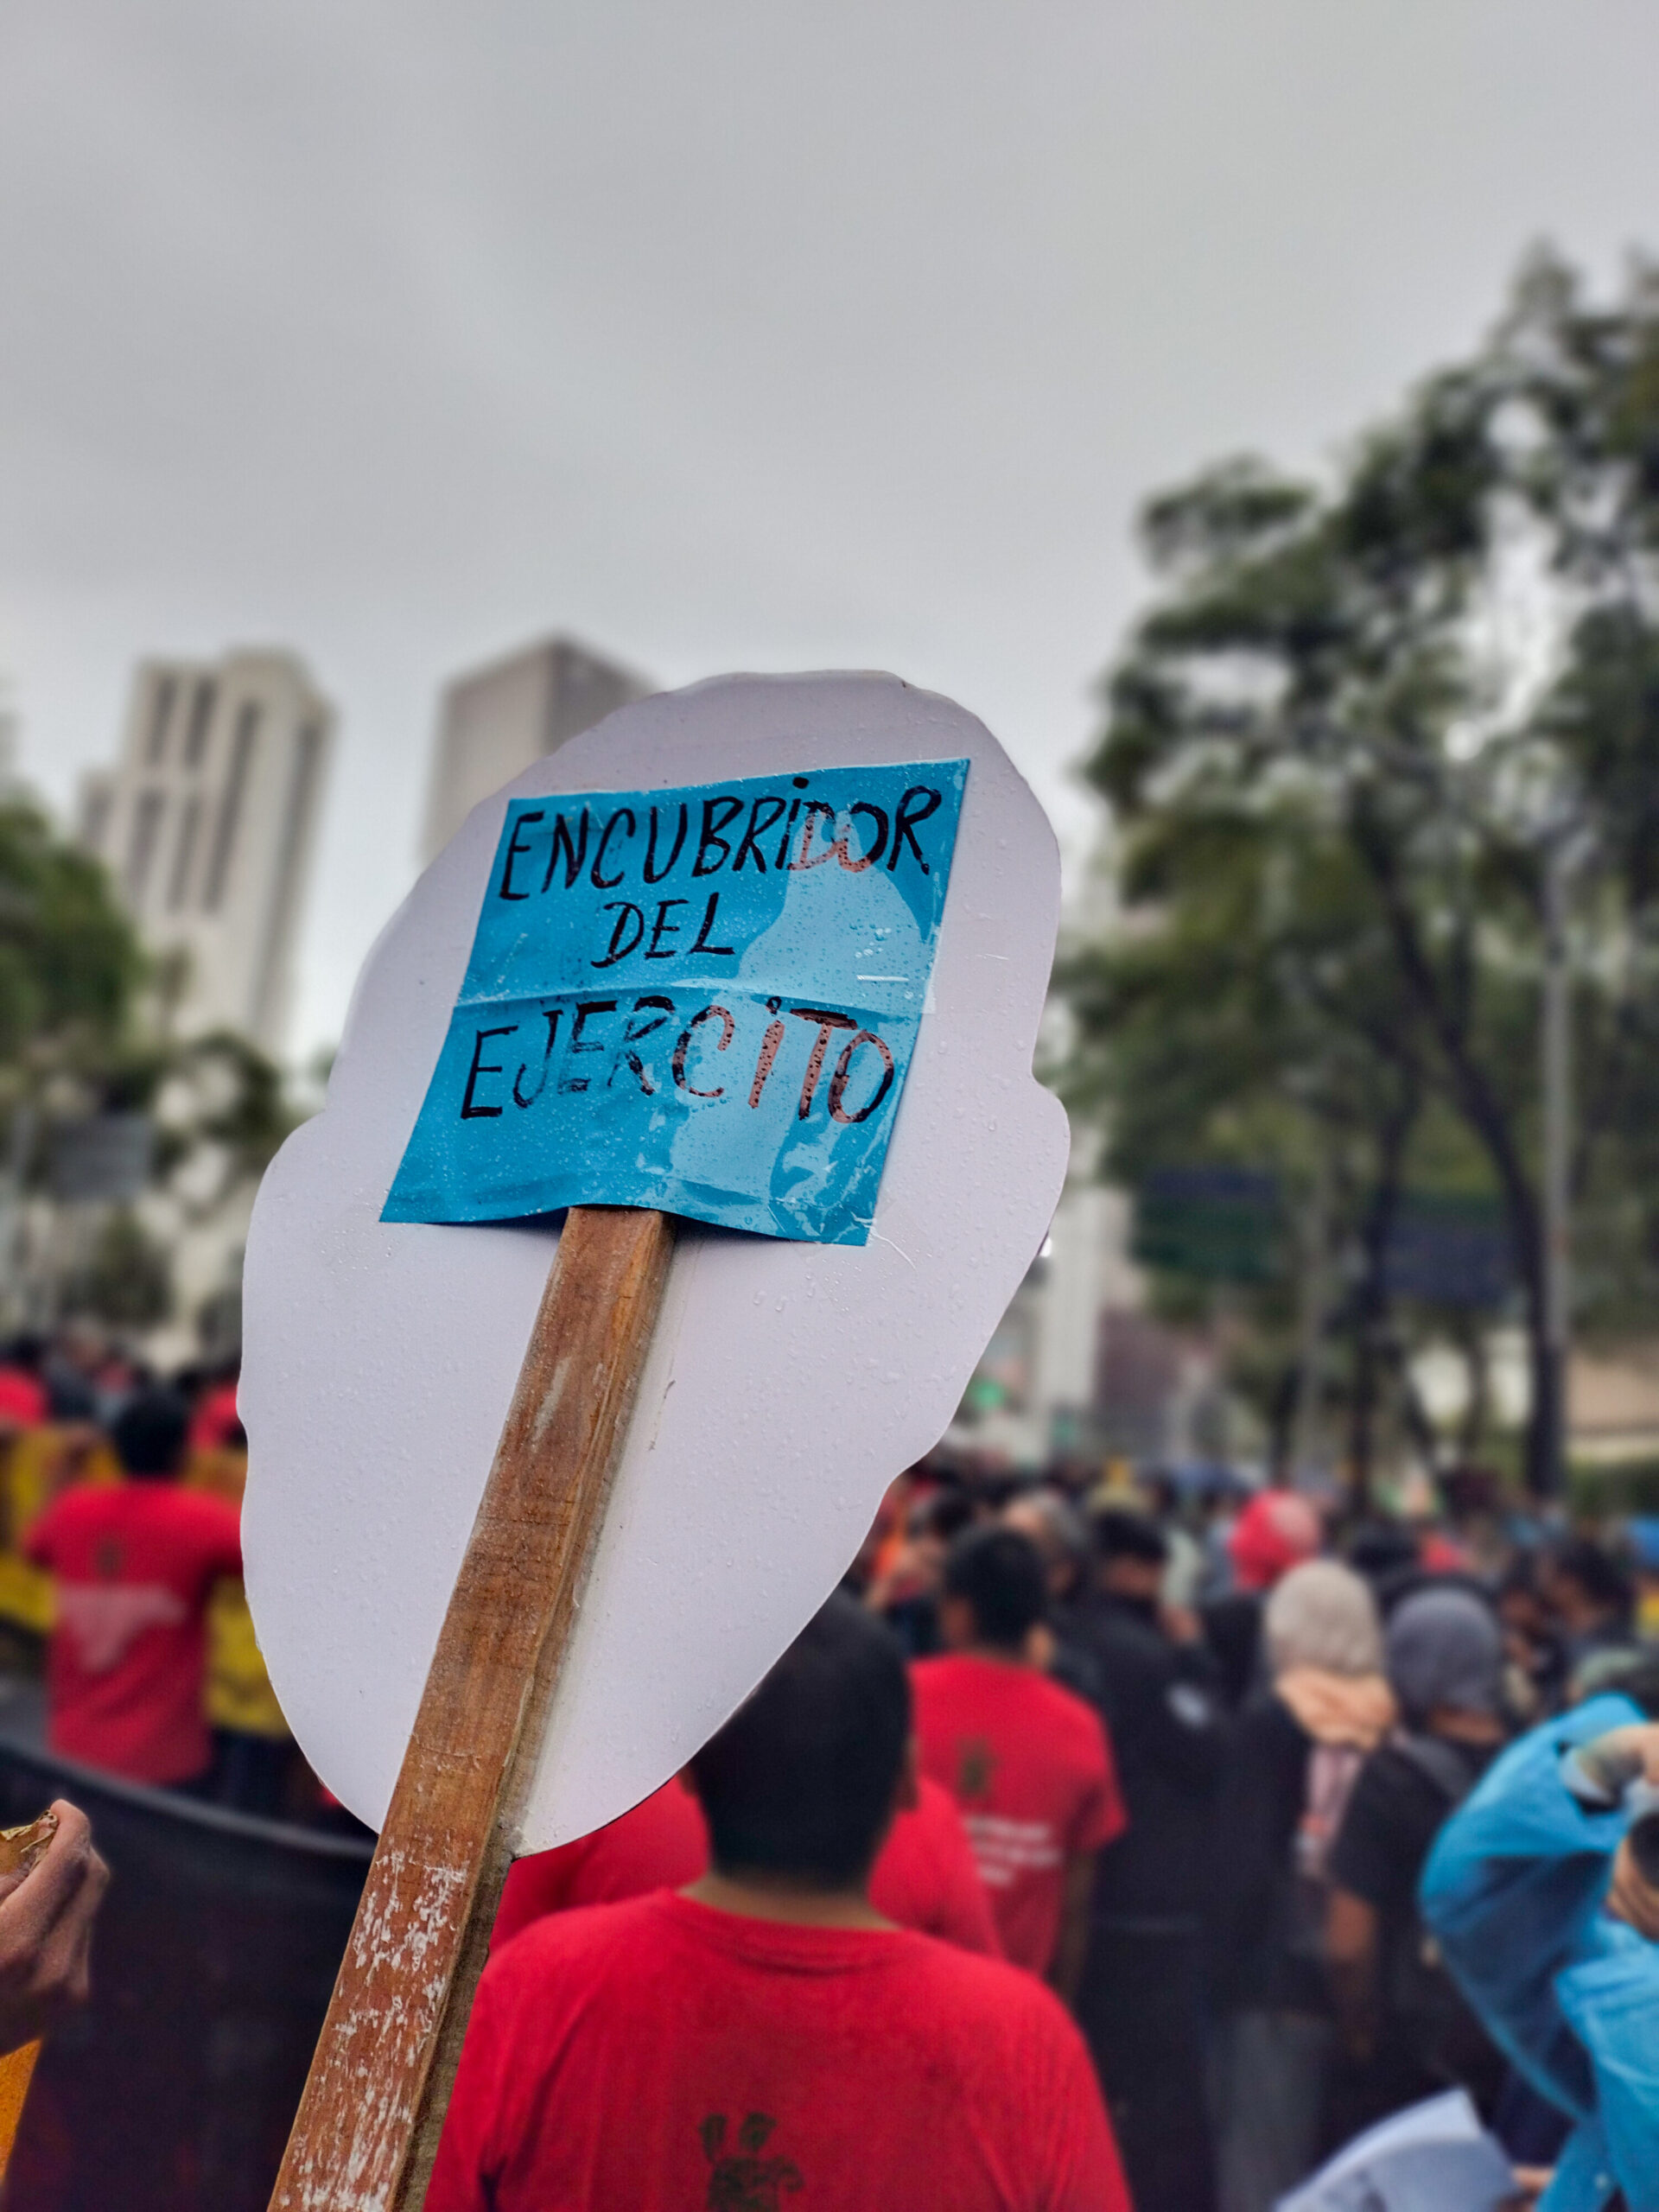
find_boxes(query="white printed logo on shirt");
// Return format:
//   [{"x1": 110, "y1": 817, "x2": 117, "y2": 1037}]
[
  {"x1": 962, "y1": 1813, "x2": 1061, "y2": 1888},
  {"x1": 55, "y1": 1581, "x2": 188, "y2": 1674}
]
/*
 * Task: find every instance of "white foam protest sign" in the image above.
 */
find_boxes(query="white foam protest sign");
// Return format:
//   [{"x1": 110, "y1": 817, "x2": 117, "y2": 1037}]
[
  {"x1": 245, "y1": 672, "x2": 1067, "y2": 2209},
  {"x1": 1276, "y1": 2090, "x2": 1515, "y2": 2212},
  {"x1": 243, "y1": 671, "x2": 1065, "y2": 1852}
]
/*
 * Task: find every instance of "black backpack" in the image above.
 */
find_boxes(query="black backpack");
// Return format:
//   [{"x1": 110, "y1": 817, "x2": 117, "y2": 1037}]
[{"x1": 1378, "y1": 1733, "x2": 1494, "y2": 2091}]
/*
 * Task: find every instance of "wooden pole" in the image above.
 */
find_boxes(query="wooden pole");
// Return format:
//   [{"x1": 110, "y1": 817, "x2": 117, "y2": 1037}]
[{"x1": 268, "y1": 1205, "x2": 676, "y2": 2212}]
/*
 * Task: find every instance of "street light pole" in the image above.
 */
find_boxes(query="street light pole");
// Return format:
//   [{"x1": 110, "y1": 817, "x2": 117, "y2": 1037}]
[{"x1": 1538, "y1": 825, "x2": 1572, "y2": 1498}]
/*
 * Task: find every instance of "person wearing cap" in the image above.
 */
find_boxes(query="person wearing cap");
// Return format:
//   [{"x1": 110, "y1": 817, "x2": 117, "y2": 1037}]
[
  {"x1": 1228, "y1": 1490, "x2": 1324, "y2": 1595},
  {"x1": 1421, "y1": 1694, "x2": 1659, "y2": 2212},
  {"x1": 1201, "y1": 1488, "x2": 1324, "y2": 1709},
  {"x1": 1324, "y1": 1587, "x2": 1509, "y2": 2126}
]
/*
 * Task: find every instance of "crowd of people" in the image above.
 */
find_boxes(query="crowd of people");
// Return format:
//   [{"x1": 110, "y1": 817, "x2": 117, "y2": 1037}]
[
  {"x1": 3, "y1": 1318, "x2": 1659, "y2": 2209},
  {"x1": 445, "y1": 1456, "x2": 1659, "y2": 2211},
  {"x1": 0, "y1": 1329, "x2": 345, "y2": 1824}
]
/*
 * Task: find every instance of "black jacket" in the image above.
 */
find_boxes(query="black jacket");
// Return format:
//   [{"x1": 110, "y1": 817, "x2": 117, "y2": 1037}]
[
  {"x1": 1205, "y1": 1689, "x2": 1326, "y2": 2016},
  {"x1": 1075, "y1": 1592, "x2": 1224, "y2": 1924}
]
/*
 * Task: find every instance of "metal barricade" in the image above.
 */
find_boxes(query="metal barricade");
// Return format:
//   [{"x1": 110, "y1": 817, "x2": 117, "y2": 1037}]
[{"x1": 0, "y1": 1741, "x2": 371, "y2": 2212}]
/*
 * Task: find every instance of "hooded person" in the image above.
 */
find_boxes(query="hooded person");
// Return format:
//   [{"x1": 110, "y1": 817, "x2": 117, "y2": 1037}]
[
  {"x1": 1422, "y1": 1694, "x2": 1659, "y2": 2212},
  {"x1": 1206, "y1": 1560, "x2": 1393, "y2": 2212},
  {"x1": 1324, "y1": 1588, "x2": 1510, "y2": 2127}
]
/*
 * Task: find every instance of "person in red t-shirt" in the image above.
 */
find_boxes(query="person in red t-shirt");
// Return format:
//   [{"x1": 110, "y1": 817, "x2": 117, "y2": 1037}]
[
  {"x1": 431, "y1": 1594, "x2": 1128, "y2": 2212},
  {"x1": 495, "y1": 1772, "x2": 706, "y2": 1933},
  {"x1": 25, "y1": 1389, "x2": 243, "y2": 1788},
  {"x1": 495, "y1": 1768, "x2": 1000, "y2": 1954},
  {"x1": 0, "y1": 1339, "x2": 48, "y2": 1434},
  {"x1": 187, "y1": 1370, "x2": 244, "y2": 1455},
  {"x1": 912, "y1": 1526, "x2": 1126, "y2": 1990}
]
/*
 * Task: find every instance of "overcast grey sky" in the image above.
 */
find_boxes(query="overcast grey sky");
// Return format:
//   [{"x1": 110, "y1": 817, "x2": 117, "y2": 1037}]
[{"x1": 3, "y1": 1, "x2": 1658, "y2": 1057}]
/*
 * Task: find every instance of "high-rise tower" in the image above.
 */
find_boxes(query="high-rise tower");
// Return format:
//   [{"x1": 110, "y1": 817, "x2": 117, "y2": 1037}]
[
  {"x1": 420, "y1": 635, "x2": 648, "y2": 865},
  {"x1": 79, "y1": 648, "x2": 334, "y2": 1058}
]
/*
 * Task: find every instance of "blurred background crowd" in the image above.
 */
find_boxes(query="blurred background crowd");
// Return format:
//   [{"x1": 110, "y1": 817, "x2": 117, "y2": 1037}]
[
  {"x1": 0, "y1": 1299, "x2": 1656, "y2": 2205},
  {"x1": 849, "y1": 1450, "x2": 1659, "y2": 2209},
  {"x1": 0, "y1": 1335, "x2": 350, "y2": 1827}
]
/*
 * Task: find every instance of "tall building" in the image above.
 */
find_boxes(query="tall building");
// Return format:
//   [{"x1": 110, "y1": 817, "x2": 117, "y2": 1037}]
[
  {"x1": 421, "y1": 635, "x2": 649, "y2": 864},
  {"x1": 79, "y1": 648, "x2": 334, "y2": 1059}
]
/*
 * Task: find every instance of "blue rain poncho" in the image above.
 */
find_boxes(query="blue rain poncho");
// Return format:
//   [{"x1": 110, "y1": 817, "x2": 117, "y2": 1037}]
[{"x1": 1420, "y1": 1694, "x2": 1659, "y2": 2212}]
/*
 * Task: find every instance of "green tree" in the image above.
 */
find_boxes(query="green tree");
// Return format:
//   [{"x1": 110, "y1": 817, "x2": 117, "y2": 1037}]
[
  {"x1": 0, "y1": 791, "x2": 298, "y2": 1334},
  {"x1": 61, "y1": 1207, "x2": 174, "y2": 1330},
  {"x1": 1065, "y1": 250, "x2": 1659, "y2": 1496},
  {"x1": 0, "y1": 797, "x2": 144, "y2": 1078}
]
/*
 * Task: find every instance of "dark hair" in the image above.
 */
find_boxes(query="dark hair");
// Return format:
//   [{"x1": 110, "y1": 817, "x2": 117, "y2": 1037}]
[
  {"x1": 1092, "y1": 1507, "x2": 1169, "y2": 1568},
  {"x1": 1583, "y1": 1647, "x2": 1659, "y2": 1719},
  {"x1": 1549, "y1": 1535, "x2": 1635, "y2": 1624},
  {"x1": 1139, "y1": 1470, "x2": 1179, "y2": 1519},
  {"x1": 689, "y1": 1593, "x2": 910, "y2": 1888},
  {"x1": 1497, "y1": 1552, "x2": 1542, "y2": 1601},
  {"x1": 1005, "y1": 1486, "x2": 1090, "y2": 1589},
  {"x1": 908, "y1": 1487, "x2": 975, "y2": 1544},
  {"x1": 111, "y1": 1389, "x2": 191, "y2": 1481},
  {"x1": 1346, "y1": 1522, "x2": 1419, "y2": 1589},
  {"x1": 943, "y1": 1525, "x2": 1046, "y2": 1649},
  {"x1": 1630, "y1": 1808, "x2": 1659, "y2": 1888},
  {"x1": 1440, "y1": 1465, "x2": 1499, "y2": 1519}
]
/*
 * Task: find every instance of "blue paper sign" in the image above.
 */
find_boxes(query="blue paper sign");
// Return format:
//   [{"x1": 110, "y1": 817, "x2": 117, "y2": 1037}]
[{"x1": 384, "y1": 758, "x2": 969, "y2": 1243}]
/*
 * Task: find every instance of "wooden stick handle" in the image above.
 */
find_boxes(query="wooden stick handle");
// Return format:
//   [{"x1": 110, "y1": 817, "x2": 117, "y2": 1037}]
[{"x1": 268, "y1": 1205, "x2": 677, "y2": 2212}]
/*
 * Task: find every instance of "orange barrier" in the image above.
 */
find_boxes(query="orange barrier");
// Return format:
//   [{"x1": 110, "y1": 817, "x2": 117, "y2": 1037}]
[{"x1": 0, "y1": 2041, "x2": 41, "y2": 2178}]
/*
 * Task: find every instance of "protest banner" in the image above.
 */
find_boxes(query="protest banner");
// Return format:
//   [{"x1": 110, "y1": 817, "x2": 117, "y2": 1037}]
[{"x1": 243, "y1": 672, "x2": 1067, "y2": 2206}]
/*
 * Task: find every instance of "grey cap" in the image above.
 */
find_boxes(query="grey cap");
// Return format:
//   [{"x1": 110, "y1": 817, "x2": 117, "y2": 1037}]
[{"x1": 1385, "y1": 1587, "x2": 1504, "y2": 1721}]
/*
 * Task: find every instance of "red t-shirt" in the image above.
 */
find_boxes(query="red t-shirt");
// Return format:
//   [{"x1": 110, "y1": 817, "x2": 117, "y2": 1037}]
[
  {"x1": 496, "y1": 1778, "x2": 707, "y2": 1935},
  {"x1": 0, "y1": 1368, "x2": 46, "y2": 1427},
  {"x1": 912, "y1": 1653, "x2": 1126, "y2": 1974},
  {"x1": 429, "y1": 1893, "x2": 1128, "y2": 2212},
  {"x1": 874, "y1": 1774, "x2": 1003, "y2": 1952},
  {"x1": 25, "y1": 1483, "x2": 243, "y2": 1784},
  {"x1": 495, "y1": 1773, "x2": 1001, "y2": 1955},
  {"x1": 188, "y1": 1380, "x2": 243, "y2": 1452}
]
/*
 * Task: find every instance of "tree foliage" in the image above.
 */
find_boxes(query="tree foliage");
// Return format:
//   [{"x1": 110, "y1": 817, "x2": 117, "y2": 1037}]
[
  {"x1": 0, "y1": 798, "x2": 144, "y2": 1079},
  {"x1": 0, "y1": 790, "x2": 298, "y2": 1333},
  {"x1": 1062, "y1": 250, "x2": 1659, "y2": 1494}
]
